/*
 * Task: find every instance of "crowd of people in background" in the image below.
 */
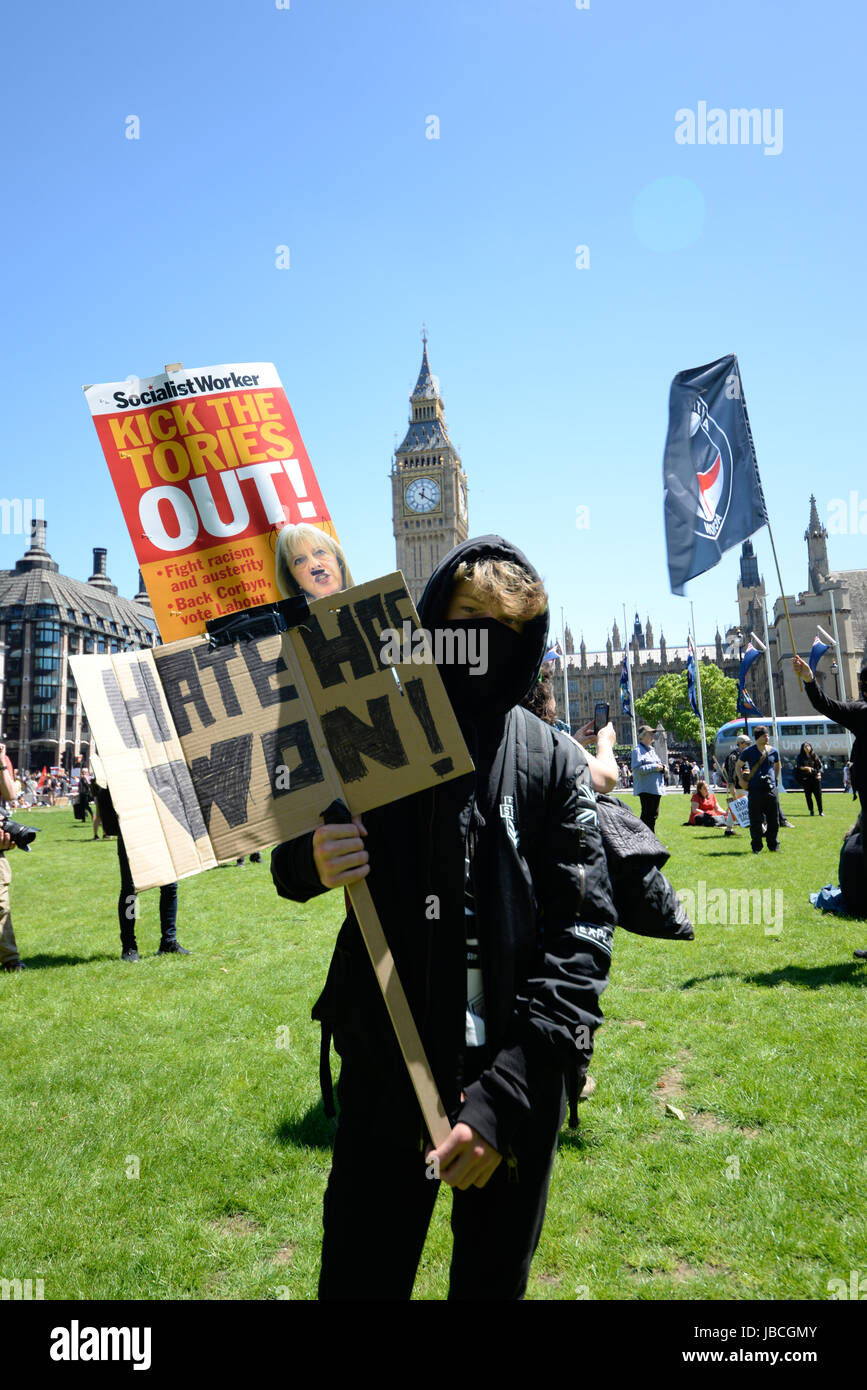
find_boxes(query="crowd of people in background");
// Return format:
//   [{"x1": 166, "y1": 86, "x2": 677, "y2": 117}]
[
  {"x1": 2, "y1": 768, "x2": 75, "y2": 809},
  {"x1": 0, "y1": 755, "x2": 269, "y2": 968},
  {"x1": 619, "y1": 652, "x2": 867, "y2": 952}
]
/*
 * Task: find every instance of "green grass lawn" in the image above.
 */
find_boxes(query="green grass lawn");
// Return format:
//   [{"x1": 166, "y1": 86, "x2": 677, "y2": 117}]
[{"x1": 1, "y1": 791, "x2": 865, "y2": 1300}]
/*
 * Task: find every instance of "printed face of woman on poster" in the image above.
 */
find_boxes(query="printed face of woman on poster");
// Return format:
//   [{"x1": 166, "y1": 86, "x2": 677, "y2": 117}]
[{"x1": 275, "y1": 523, "x2": 353, "y2": 600}]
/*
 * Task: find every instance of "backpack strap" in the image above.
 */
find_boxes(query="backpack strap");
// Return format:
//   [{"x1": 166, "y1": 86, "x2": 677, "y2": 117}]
[
  {"x1": 512, "y1": 706, "x2": 553, "y2": 868},
  {"x1": 514, "y1": 708, "x2": 596, "y2": 1125}
]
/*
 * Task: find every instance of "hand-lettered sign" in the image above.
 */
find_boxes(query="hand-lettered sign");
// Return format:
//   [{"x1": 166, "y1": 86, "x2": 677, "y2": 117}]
[
  {"x1": 728, "y1": 794, "x2": 751, "y2": 827},
  {"x1": 84, "y1": 364, "x2": 350, "y2": 642},
  {"x1": 69, "y1": 574, "x2": 473, "y2": 889}
]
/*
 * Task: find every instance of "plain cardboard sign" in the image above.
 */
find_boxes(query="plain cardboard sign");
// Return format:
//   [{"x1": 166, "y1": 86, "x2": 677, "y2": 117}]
[{"x1": 70, "y1": 573, "x2": 473, "y2": 889}]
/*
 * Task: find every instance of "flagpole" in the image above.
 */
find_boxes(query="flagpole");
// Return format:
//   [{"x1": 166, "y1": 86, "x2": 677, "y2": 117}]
[
  {"x1": 827, "y1": 589, "x2": 854, "y2": 756},
  {"x1": 739, "y1": 629, "x2": 749, "y2": 736},
  {"x1": 622, "y1": 604, "x2": 638, "y2": 747},
  {"x1": 689, "y1": 602, "x2": 710, "y2": 783},
  {"x1": 765, "y1": 522, "x2": 803, "y2": 691},
  {"x1": 759, "y1": 604, "x2": 780, "y2": 748},
  {"x1": 561, "y1": 606, "x2": 573, "y2": 733}
]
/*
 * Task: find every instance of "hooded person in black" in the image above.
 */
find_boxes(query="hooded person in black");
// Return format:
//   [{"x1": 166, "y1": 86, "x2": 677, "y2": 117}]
[
  {"x1": 271, "y1": 536, "x2": 617, "y2": 1300},
  {"x1": 793, "y1": 653, "x2": 867, "y2": 877}
]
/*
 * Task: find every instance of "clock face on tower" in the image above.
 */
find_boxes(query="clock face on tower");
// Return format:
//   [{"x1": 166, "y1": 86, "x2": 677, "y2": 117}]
[
  {"x1": 405, "y1": 477, "x2": 441, "y2": 513},
  {"x1": 458, "y1": 481, "x2": 467, "y2": 519}
]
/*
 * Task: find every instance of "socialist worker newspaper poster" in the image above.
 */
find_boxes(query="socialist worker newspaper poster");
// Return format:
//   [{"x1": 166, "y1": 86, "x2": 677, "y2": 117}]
[{"x1": 84, "y1": 363, "x2": 352, "y2": 642}]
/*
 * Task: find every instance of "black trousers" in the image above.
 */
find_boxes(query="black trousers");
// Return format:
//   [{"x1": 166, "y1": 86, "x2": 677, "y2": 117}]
[
  {"x1": 749, "y1": 782, "x2": 779, "y2": 851},
  {"x1": 802, "y1": 776, "x2": 823, "y2": 814},
  {"x1": 117, "y1": 833, "x2": 178, "y2": 949},
  {"x1": 639, "y1": 793, "x2": 661, "y2": 833},
  {"x1": 317, "y1": 1060, "x2": 566, "y2": 1300}
]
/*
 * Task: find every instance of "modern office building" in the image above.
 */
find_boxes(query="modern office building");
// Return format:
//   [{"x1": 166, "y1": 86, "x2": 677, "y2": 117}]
[{"x1": 0, "y1": 520, "x2": 159, "y2": 774}]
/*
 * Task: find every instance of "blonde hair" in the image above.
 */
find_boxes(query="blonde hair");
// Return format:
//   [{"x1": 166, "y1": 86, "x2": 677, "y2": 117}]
[
  {"x1": 452, "y1": 558, "x2": 547, "y2": 620},
  {"x1": 275, "y1": 524, "x2": 350, "y2": 599}
]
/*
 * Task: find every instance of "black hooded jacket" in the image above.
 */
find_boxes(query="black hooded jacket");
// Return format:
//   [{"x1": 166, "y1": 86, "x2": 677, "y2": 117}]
[
  {"x1": 805, "y1": 678, "x2": 867, "y2": 795},
  {"x1": 270, "y1": 536, "x2": 618, "y2": 1154}
]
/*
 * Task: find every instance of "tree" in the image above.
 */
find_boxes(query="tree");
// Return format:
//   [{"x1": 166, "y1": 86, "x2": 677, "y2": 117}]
[{"x1": 634, "y1": 665, "x2": 738, "y2": 748}]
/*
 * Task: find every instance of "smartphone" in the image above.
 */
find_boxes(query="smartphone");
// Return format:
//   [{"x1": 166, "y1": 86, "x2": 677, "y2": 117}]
[{"x1": 593, "y1": 701, "x2": 609, "y2": 734}]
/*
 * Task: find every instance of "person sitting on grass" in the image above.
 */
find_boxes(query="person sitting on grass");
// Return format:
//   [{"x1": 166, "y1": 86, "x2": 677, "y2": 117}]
[{"x1": 688, "y1": 779, "x2": 727, "y2": 827}]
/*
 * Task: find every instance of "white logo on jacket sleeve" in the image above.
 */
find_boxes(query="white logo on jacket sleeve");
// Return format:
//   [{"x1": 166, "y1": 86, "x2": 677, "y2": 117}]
[
  {"x1": 499, "y1": 795, "x2": 519, "y2": 847},
  {"x1": 570, "y1": 921, "x2": 613, "y2": 956},
  {"x1": 575, "y1": 782, "x2": 599, "y2": 828}
]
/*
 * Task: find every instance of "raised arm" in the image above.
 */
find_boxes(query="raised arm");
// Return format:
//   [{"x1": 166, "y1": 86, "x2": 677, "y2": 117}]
[
  {"x1": 792, "y1": 655, "x2": 864, "y2": 731},
  {"x1": 575, "y1": 720, "x2": 619, "y2": 793}
]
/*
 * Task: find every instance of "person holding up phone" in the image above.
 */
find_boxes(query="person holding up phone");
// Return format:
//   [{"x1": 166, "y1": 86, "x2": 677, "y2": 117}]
[
  {"x1": 525, "y1": 674, "x2": 618, "y2": 793},
  {"x1": 573, "y1": 700, "x2": 618, "y2": 794}
]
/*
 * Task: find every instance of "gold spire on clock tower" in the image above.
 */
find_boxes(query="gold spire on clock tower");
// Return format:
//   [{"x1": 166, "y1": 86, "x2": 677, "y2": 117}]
[{"x1": 391, "y1": 333, "x2": 468, "y2": 606}]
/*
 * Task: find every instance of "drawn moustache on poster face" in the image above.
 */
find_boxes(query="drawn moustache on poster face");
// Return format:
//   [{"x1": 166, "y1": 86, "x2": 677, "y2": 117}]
[{"x1": 274, "y1": 523, "x2": 354, "y2": 601}]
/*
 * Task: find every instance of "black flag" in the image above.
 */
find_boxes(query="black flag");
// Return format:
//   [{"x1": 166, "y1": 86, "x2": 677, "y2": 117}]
[{"x1": 663, "y1": 354, "x2": 768, "y2": 595}]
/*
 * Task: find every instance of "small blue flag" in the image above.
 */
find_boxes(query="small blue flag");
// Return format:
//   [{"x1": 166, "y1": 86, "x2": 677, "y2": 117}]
[
  {"x1": 808, "y1": 626, "x2": 834, "y2": 675},
  {"x1": 619, "y1": 651, "x2": 631, "y2": 717},
  {"x1": 737, "y1": 638, "x2": 764, "y2": 718},
  {"x1": 686, "y1": 634, "x2": 700, "y2": 717},
  {"x1": 738, "y1": 640, "x2": 762, "y2": 687}
]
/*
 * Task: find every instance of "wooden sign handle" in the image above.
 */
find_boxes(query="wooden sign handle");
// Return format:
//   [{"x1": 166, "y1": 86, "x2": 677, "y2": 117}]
[
  {"x1": 346, "y1": 877, "x2": 452, "y2": 1148},
  {"x1": 324, "y1": 800, "x2": 452, "y2": 1148}
]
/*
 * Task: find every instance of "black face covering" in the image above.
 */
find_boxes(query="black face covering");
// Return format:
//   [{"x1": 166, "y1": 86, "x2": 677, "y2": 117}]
[{"x1": 434, "y1": 617, "x2": 524, "y2": 720}]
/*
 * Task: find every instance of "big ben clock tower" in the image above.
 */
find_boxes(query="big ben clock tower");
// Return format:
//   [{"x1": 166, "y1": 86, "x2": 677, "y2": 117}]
[{"x1": 391, "y1": 332, "x2": 468, "y2": 606}]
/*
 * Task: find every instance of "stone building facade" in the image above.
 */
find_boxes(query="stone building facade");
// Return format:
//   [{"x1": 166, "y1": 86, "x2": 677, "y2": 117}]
[
  {"x1": 558, "y1": 614, "x2": 737, "y2": 746},
  {"x1": 729, "y1": 498, "x2": 866, "y2": 716}
]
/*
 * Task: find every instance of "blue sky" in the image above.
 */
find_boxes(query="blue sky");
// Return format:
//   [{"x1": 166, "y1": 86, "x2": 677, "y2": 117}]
[{"x1": 2, "y1": 0, "x2": 865, "y2": 651}]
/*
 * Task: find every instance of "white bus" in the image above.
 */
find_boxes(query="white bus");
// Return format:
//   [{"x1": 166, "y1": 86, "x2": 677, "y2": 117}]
[{"x1": 714, "y1": 716, "x2": 851, "y2": 790}]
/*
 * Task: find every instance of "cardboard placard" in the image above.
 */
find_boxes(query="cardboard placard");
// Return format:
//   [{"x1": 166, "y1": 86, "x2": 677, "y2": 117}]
[
  {"x1": 728, "y1": 794, "x2": 751, "y2": 827},
  {"x1": 70, "y1": 574, "x2": 473, "y2": 890},
  {"x1": 68, "y1": 647, "x2": 218, "y2": 883}
]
